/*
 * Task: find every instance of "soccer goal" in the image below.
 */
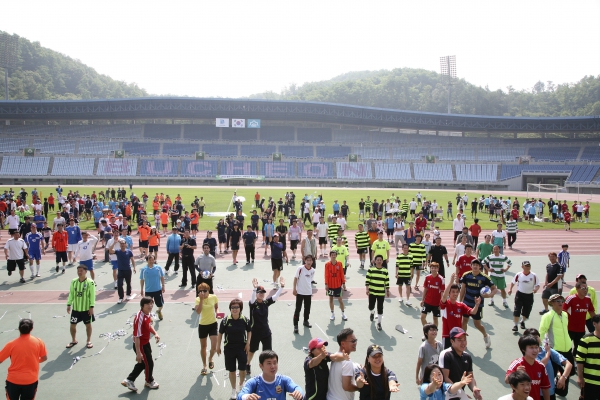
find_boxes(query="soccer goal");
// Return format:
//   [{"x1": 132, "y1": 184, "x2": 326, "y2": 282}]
[{"x1": 526, "y1": 183, "x2": 566, "y2": 199}]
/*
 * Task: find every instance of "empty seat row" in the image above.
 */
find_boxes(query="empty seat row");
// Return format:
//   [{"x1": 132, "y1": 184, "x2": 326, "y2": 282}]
[
  {"x1": 51, "y1": 158, "x2": 95, "y2": 176},
  {"x1": 455, "y1": 164, "x2": 498, "y2": 182},
  {"x1": 0, "y1": 138, "x2": 31, "y2": 153},
  {"x1": 374, "y1": 163, "x2": 412, "y2": 180},
  {"x1": 566, "y1": 165, "x2": 600, "y2": 184},
  {"x1": 32, "y1": 140, "x2": 76, "y2": 154},
  {"x1": 413, "y1": 163, "x2": 453, "y2": 181},
  {"x1": 529, "y1": 147, "x2": 580, "y2": 161},
  {"x1": 0, "y1": 156, "x2": 50, "y2": 175}
]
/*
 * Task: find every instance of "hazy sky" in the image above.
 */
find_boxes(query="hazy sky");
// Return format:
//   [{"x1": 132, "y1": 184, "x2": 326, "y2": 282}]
[{"x1": 3, "y1": 0, "x2": 599, "y2": 98}]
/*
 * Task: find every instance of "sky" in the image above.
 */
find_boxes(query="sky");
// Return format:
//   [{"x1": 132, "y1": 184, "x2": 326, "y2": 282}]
[{"x1": 3, "y1": 0, "x2": 599, "y2": 98}]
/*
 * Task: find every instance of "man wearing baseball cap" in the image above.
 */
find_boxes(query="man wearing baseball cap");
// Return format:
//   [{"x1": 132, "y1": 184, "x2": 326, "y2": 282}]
[
  {"x1": 439, "y1": 327, "x2": 482, "y2": 400},
  {"x1": 508, "y1": 261, "x2": 540, "y2": 332},
  {"x1": 539, "y1": 294, "x2": 573, "y2": 372},
  {"x1": 304, "y1": 338, "x2": 347, "y2": 400},
  {"x1": 569, "y1": 274, "x2": 597, "y2": 333}
]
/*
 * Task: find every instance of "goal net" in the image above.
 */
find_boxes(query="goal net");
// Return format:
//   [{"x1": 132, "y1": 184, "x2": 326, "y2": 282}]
[{"x1": 526, "y1": 183, "x2": 566, "y2": 199}]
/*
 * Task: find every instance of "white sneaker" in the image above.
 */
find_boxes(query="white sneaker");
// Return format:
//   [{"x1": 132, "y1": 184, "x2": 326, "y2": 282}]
[
  {"x1": 121, "y1": 379, "x2": 138, "y2": 392},
  {"x1": 342, "y1": 314, "x2": 348, "y2": 321},
  {"x1": 489, "y1": 301, "x2": 495, "y2": 307},
  {"x1": 126, "y1": 295, "x2": 133, "y2": 300},
  {"x1": 118, "y1": 299, "x2": 123, "y2": 304},
  {"x1": 484, "y1": 335, "x2": 491, "y2": 349},
  {"x1": 230, "y1": 388, "x2": 237, "y2": 399},
  {"x1": 145, "y1": 380, "x2": 159, "y2": 389},
  {"x1": 405, "y1": 300, "x2": 412, "y2": 306},
  {"x1": 398, "y1": 298, "x2": 403, "y2": 303},
  {"x1": 330, "y1": 313, "x2": 335, "y2": 321}
]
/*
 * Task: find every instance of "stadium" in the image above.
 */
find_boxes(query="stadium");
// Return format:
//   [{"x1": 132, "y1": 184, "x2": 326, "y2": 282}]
[{"x1": 1, "y1": 97, "x2": 600, "y2": 192}]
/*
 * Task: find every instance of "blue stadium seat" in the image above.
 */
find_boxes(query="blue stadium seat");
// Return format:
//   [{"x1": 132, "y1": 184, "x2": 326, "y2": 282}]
[
  {"x1": 33, "y1": 139, "x2": 76, "y2": 154},
  {"x1": 566, "y1": 165, "x2": 600, "y2": 184},
  {"x1": 240, "y1": 145, "x2": 277, "y2": 158},
  {"x1": 413, "y1": 164, "x2": 453, "y2": 181},
  {"x1": 336, "y1": 162, "x2": 373, "y2": 180},
  {"x1": 392, "y1": 148, "x2": 428, "y2": 161},
  {"x1": 333, "y1": 129, "x2": 370, "y2": 144},
  {"x1": 222, "y1": 128, "x2": 257, "y2": 142},
  {"x1": 0, "y1": 138, "x2": 31, "y2": 153},
  {"x1": 4, "y1": 125, "x2": 55, "y2": 136},
  {"x1": 163, "y1": 143, "x2": 199, "y2": 156},
  {"x1": 78, "y1": 141, "x2": 120, "y2": 155},
  {"x1": 580, "y1": 147, "x2": 600, "y2": 162},
  {"x1": 478, "y1": 147, "x2": 524, "y2": 161},
  {"x1": 144, "y1": 124, "x2": 181, "y2": 139},
  {"x1": 97, "y1": 125, "x2": 142, "y2": 138},
  {"x1": 58, "y1": 125, "x2": 100, "y2": 137},
  {"x1": 529, "y1": 147, "x2": 580, "y2": 162},
  {"x1": 184, "y1": 125, "x2": 219, "y2": 140},
  {"x1": 260, "y1": 126, "x2": 295, "y2": 142},
  {"x1": 0, "y1": 156, "x2": 51, "y2": 175},
  {"x1": 297, "y1": 162, "x2": 334, "y2": 178},
  {"x1": 455, "y1": 164, "x2": 498, "y2": 182},
  {"x1": 140, "y1": 159, "x2": 179, "y2": 177},
  {"x1": 51, "y1": 158, "x2": 95, "y2": 176},
  {"x1": 180, "y1": 160, "x2": 218, "y2": 177},
  {"x1": 316, "y1": 146, "x2": 351, "y2": 159},
  {"x1": 221, "y1": 161, "x2": 258, "y2": 176},
  {"x1": 297, "y1": 128, "x2": 332, "y2": 143},
  {"x1": 97, "y1": 158, "x2": 138, "y2": 176},
  {"x1": 353, "y1": 147, "x2": 390, "y2": 160},
  {"x1": 429, "y1": 147, "x2": 476, "y2": 161},
  {"x1": 374, "y1": 163, "x2": 412, "y2": 180},
  {"x1": 122, "y1": 142, "x2": 161, "y2": 156},
  {"x1": 260, "y1": 162, "x2": 295, "y2": 178},
  {"x1": 279, "y1": 145, "x2": 314, "y2": 159},
  {"x1": 203, "y1": 144, "x2": 238, "y2": 157}
]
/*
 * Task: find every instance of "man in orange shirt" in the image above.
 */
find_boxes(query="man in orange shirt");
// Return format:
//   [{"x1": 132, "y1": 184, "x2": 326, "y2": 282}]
[
  {"x1": 159, "y1": 210, "x2": 170, "y2": 237},
  {"x1": 469, "y1": 218, "x2": 482, "y2": 247},
  {"x1": 0, "y1": 318, "x2": 47, "y2": 399},
  {"x1": 138, "y1": 220, "x2": 151, "y2": 259},
  {"x1": 324, "y1": 250, "x2": 348, "y2": 322},
  {"x1": 190, "y1": 209, "x2": 200, "y2": 237},
  {"x1": 52, "y1": 223, "x2": 69, "y2": 273}
]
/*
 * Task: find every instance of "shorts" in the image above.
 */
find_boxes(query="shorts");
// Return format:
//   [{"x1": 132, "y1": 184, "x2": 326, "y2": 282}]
[
  {"x1": 542, "y1": 286, "x2": 559, "y2": 300},
  {"x1": 327, "y1": 287, "x2": 342, "y2": 297},
  {"x1": 411, "y1": 264, "x2": 424, "y2": 271},
  {"x1": 191, "y1": 224, "x2": 198, "y2": 231},
  {"x1": 218, "y1": 235, "x2": 227, "y2": 244},
  {"x1": 490, "y1": 275, "x2": 506, "y2": 290},
  {"x1": 249, "y1": 334, "x2": 272, "y2": 353},
  {"x1": 225, "y1": 345, "x2": 248, "y2": 372},
  {"x1": 513, "y1": 291, "x2": 534, "y2": 319},
  {"x1": 463, "y1": 306, "x2": 483, "y2": 321},
  {"x1": 231, "y1": 243, "x2": 239, "y2": 251},
  {"x1": 80, "y1": 259, "x2": 94, "y2": 271},
  {"x1": 410, "y1": 210, "x2": 416, "y2": 215},
  {"x1": 111, "y1": 260, "x2": 119, "y2": 270},
  {"x1": 8, "y1": 229, "x2": 18, "y2": 234},
  {"x1": 94, "y1": 222, "x2": 100, "y2": 228},
  {"x1": 56, "y1": 251, "x2": 68, "y2": 263},
  {"x1": 290, "y1": 240, "x2": 299, "y2": 250},
  {"x1": 7, "y1": 259, "x2": 26, "y2": 272},
  {"x1": 139, "y1": 240, "x2": 149, "y2": 249},
  {"x1": 396, "y1": 277, "x2": 412, "y2": 286},
  {"x1": 319, "y1": 237, "x2": 327, "y2": 245},
  {"x1": 271, "y1": 258, "x2": 283, "y2": 271},
  {"x1": 577, "y1": 212, "x2": 582, "y2": 218},
  {"x1": 162, "y1": 224, "x2": 168, "y2": 228},
  {"x1": 28, "y1": 252, "x2": 42, "y2": 261},
  {"x1": 333, "y1": 210, "x2": 339, "y2": 216},
  {"x1": 145, "y1": 290, "x2": 164, "y2": 307},
  {"x1": 70, "y1": 310, "x2": 95, "y2": 325},
  {"x1": 386, "y1": 228, "x2": 394, "y2": 236},
  {"x1": 265, "y1": 237, "x2": 272, "y2": 245},
  {"x1": 149, "y1": 245, "x2": 158, "y2": 253},
  {"x1": 198, "y1": 322, "x2": 218, "y2": 339},
  {"x1": 421, "y1": 303, "x2": 441, "y2": 317},
  {"x1": 68, "y1": 244, "x2": 78, "y2": 252},
  {"x1": 357, "y1": 248, "x2": 368, "y2": 255}
]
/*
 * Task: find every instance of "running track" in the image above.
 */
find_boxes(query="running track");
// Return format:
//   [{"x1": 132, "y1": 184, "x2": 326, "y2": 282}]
[{"x1": 2, "y1": 228, "x2": 598, "y2": 305}]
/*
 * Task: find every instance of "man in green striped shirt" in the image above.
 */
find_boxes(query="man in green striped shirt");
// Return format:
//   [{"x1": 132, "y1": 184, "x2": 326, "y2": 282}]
[
  {"x1": 327, "y1": 216, "x2": 340, "y2": 249},
  {"x1": 364, "y1": 196, "x2": 372, "y2": 215},
  {"x1": 401, "y1": 200, "x2": 410, "y2": 219},
  {"x1": 576, "y1": 314, "x2": 600, "y2": 398},
  {"x1": 409, "y1": 235, "x2": 427, "y2": 291},
  {"x1": 66, "y1": 264, "x2": 96, "y2": 349},
  {"x1": 366, "y1": 255, "x2": 390, "y2": 331},
  {"x1": 395, "y1": 244, "x2": 413, "y2": 306},
  {"x1": 483, "y1": 245, "x2": 512, "y2": 308},
  {"x1": 355, "y1": 224, "x2": 370, "y2": 269},
  {"x1": 506, "y1": 214, "x2": 518, "y2": 249}
]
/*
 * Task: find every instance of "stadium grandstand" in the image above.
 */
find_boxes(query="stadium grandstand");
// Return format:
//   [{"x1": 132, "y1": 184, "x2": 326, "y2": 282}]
[{"x1": 0, "y1": 98, "x2": 599, "y2": 192}]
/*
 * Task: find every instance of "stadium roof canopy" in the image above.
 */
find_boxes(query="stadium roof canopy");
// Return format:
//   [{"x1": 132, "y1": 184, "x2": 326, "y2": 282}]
[{"x1": 0, "y1": 98, "x2": 598, "y2": 134}]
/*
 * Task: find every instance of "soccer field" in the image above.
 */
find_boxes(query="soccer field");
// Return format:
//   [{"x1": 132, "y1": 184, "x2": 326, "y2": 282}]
[{"x1": 13, "y1": 185, "x2": 598, "y2": 232}]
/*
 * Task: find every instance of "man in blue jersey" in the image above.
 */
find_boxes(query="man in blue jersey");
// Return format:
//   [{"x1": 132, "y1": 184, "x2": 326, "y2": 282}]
[
  {"x1": 459, "y1": 259, "x2": 497, "y2": 349},
  {"x1": 25, "y1": 225, "x2": 45, "y2": 279},
  {"x1": 238, "y1": 350, "x2": 303, "y2": 400},
  {"x1": 65, "y1": 219, "x2": 82, "y2": 265}
]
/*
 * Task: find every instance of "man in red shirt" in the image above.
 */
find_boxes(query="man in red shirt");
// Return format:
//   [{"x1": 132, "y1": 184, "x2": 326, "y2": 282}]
[
  {"x1": 121, "y1": 297, "x2": 160, "y2": 392},
  {"x1": 52, "y1": 223, "x2": 69, "y2": 273},
  {"x1": 564, "y1": 281, "x2": 596, "y2": 360},
  {"x1": 439, "y1": 273, "x2": 480, "y2": 349},
  {"x1": 505, "y1": 335, "x2": 551, "y2": 400},
  {"x1": 421, "y1": 262, "x2": 445, "y2": 327},
  {"x1": 324, "y1": 250, "x2": 347, "y2": 322},
  {"x1": 561, "y1": 200, "x2": 568, "y2": 214},
  {"x1": 415, "y1": 211, "x2": 427, "y2": 234},
  {"x1": 0, "y1": 319, "x2": 47, "y2": 399},
  {"x1": 563, "y1": 210, "x2": 571, "y2": 231},
  {"x1": 469, "y1": 219, "x2": 482, "y2": 247},
  {"x1": 455, "y1": 244, "x2": 476, "y2": 279},
  {"x1": 48, "y1": 194, "x2": 55, "y2": 211}
]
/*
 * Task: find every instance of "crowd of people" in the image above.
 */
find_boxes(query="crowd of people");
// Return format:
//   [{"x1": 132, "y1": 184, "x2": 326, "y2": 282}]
[{"x1": 0, "y1": 187, "x2": 597, "y2": 399}]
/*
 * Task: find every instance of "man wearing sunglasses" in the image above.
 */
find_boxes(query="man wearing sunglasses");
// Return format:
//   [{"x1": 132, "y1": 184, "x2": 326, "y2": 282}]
[{"x1": 327, "y1": 328, "x2": 362, "y2": 400}]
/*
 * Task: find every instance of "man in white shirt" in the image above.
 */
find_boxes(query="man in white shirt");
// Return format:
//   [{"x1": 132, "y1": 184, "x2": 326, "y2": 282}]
[
  {"x1": 53, "y1": 211, "x2": 66, "y2": 231},
  {"x1": 409, "y1": 199, "x2": 418, "y2": 219},
  {"x1": 316, "y1": 217, "x2": 329, "y2": 258},
  {"x1": 312, "y1": 209, "x2": 321, "y2": 229},
  {"x1": 74, "y1": 232, "x2": 99, "y2": 282},
  {"x1": 5, "y1": 209, "x2": 20, "y2": 234},
  {"x1": 4, "y1": 231, "x2": 29, "y2": 283},
  {"x1": 327, "y1": 328, "x2": 364, "y2": 400},
  {"x1": 293, "y1": 255, "x2": 316, "y2": 333},
  {"x1": 453, "y1": 213, "x2": 465, "y2": 242},
  {"x1": 337, "y1": 215, "x2": 347, "y2": 231}
]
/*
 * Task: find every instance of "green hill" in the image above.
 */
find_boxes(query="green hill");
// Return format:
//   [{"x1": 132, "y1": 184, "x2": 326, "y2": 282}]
[
  {"x1": 0, "y1": 31, "x2": 148, "y2": 100},
  {"x1": 250, "y1": 68, "x2": 600, "y2": 117}
]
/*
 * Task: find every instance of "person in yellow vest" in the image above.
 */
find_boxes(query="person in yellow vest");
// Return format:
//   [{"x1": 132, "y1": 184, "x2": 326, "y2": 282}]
[{"x1": 370, "y1": 231, "x2": 390, "y2": 269}]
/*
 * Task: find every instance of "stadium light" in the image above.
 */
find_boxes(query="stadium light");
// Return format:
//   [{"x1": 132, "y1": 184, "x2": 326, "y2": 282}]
[
  {"x1": 0, "y1": 33, "x2": 20, "y2": 101},
  {"x1": 440, "y1": 55, "x2": 457, "y2": 114}
]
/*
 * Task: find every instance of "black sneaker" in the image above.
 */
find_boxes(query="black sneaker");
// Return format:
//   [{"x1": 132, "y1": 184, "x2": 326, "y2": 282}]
[
  {"x1": 179, "y1": 283, "x2": 187, "y2": 287},
  {"x1": 303, "y1": 321, "x2": 312, "y2": 328},
  {"x1": 19, "y1": 278, "x2": 26, "y2": 283},
  {"x1": 311, "y1": 281, "x2": 317, "y2": 285},
  {"x1": 8, "y1": 271, "x2": 12, "y2": 276},
  {"x1": 520, "y1": 321, "x2": 526, "y2": 330},
  {"x1": 246, "y1": 365, "x2": 251, "y2": 375},
  {"x1": 370, "y1": 313, "x2": 374, "y2": 322},
  {"x1": 512, "y1": 325, "x2": 518, "y2": 332},
  {"x1": 539, "y1": 309, "x2": 549, "y2": 315},
  {"x1": 294, "y1": 325, "x2": 299, "y2": 334},
  {"x1": 55, "y1": 266, "x2": 59, "y2": 273},
  {"x1": 376, "y1": 323, "x2": 382, "y2": 331}
]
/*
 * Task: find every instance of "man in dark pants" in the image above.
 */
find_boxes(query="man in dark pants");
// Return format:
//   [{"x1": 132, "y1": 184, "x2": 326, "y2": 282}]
[
  {"x1": 110, "y1": 239, "x2": 136, "y2": 303},
  {"x1": 242, "y1": 225, "x2": 257, "y2": 264},
  {"x1": 179, "y1": 229, "x2": 197, "y2": 288},
  {"x1": 164, "y1": 227, "x2": 181, "y2": 274},
  {"x1": 293, "y1": 255, "x2": 316, "y2": 333}
]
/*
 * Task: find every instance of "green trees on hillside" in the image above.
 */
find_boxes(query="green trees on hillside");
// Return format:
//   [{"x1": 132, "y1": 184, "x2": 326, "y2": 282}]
[{"x1": 0, "y1": 32, "x2": 148, "y2": 100}]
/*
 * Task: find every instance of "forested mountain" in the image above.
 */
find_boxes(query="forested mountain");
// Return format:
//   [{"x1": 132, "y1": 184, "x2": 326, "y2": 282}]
[
  {"x1": 0, "y1": 31, "x2": 148, "y2": 100},
  {"x1": 249, "y1": 69, "x2": 600, "y2": 117}
]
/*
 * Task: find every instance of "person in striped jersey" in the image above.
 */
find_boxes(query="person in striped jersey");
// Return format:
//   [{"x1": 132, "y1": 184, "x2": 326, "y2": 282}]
[
  {"x1": 483, "y1": 245, "x2": 512, "y2": 308},
  {"x1": 401, "y1": 199, "x2": 410, "y2": 220},
  {"x1": 576, "y1": 314, "x2": 600, "y2": 398},
  {"x1": 355, "y1": 224, "x2": 370, "y2": 269},
  {"x1": 331, "y1": 237, "x2": 350, "y2": 291},
  {"x1": 366, "y1": 255, "x2": 391, "y2": 331},
  {"x1": 409, "y1": 234, "x2": 427, "y2": 291},
  {"x1": 506, "y1": 214, "x2": 518, "y2": 249},
  {"x1": 66, "y1": 264, "x2": 96, "y2": 349},
  {"x1": 395, "y1": 243, "x2": 413, "y2": 306},
  {"x1": 364, "y1": 196, "x2": 372, "y2": 215},
  {"x1": 327, "y1": 217, "x2": 340, "y2": 250}
]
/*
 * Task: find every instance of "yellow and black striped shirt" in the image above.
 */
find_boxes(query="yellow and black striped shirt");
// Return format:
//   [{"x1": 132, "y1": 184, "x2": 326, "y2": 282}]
[
  {"x1": 409, "y1": 243, "x2": 427, "y2": 267},
  {"x1": 328, "y1": 223, "x2": 340, "y2": 240},
  {"x1": 576, "y1": 333, "x2": 600, "y2": 385},
  {"x1": 366, "y1": 266, "x2": 389, "y2": 296},
  {"x1": 364, "y1": 199, "x2": 372, "y2": 210},
  {"x1": 395, "y1": 253, "x2": 413, "y2": 279},
  {"x1": 355, "y1": 231, "x2": 370, "y2": 249},
  {"x1": 67, "y1": 277, "x2": 96, "y2": 312}
]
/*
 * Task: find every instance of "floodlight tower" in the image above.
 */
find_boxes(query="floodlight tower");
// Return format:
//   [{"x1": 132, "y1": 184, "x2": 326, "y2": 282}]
[
  {"x1": 0, "y1": 33, "x2": 19, "y2": 101},
  {"x1": 440, "y1": 55, "x2": 457, "y2": 114}
]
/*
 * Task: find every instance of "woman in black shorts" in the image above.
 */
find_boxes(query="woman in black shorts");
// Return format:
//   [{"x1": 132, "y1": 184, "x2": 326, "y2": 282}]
[
  {"x1": 216, "y1": 298, "x2": 251, "y2": 398},
  {"x1": 195, "y1": 282, "x2": 219, "y2": 375},
  {"x1": 245, "y1": 277, "x2": 284, "y2": 376},
  {"x1": 229, "y1": 223, "x2": 241, "y2": 265}
]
